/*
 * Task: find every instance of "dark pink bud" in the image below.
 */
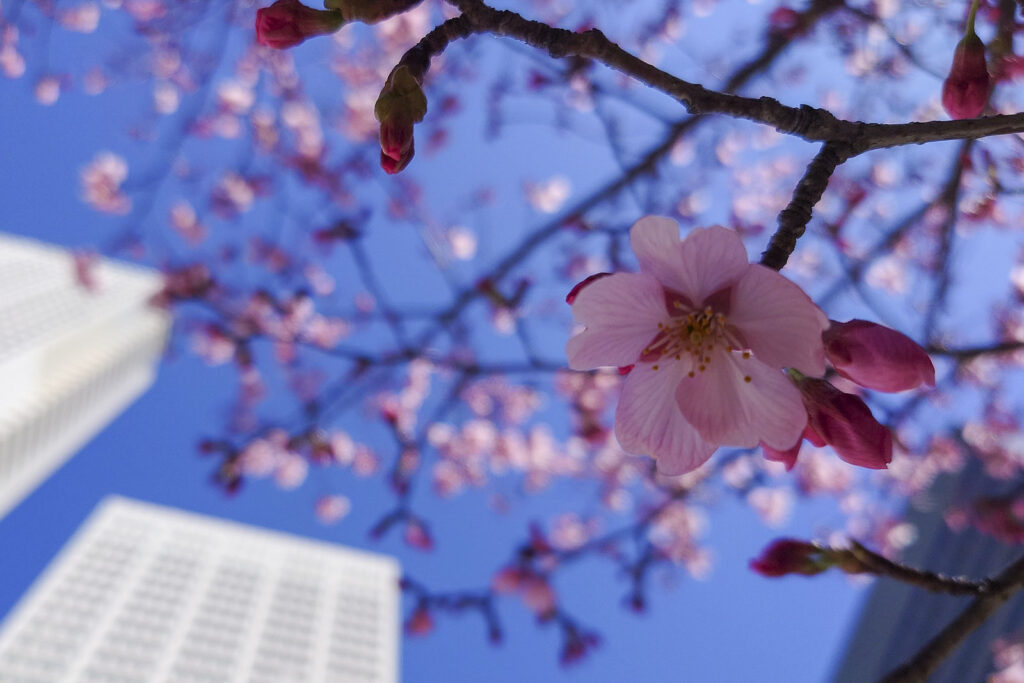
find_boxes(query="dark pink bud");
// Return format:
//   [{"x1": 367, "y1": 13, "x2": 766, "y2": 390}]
[
  {"x1": 565, "y1": 272, "x2": 612, "y2": 304},
  {"x1": 379, "y1": 115, "x2": 414, "y2": 166},
  {"x1": 797, "y1": 378, "x2": 892, "y2": 469},
  {"x1": 750, "y1": 538, "x2": 830, "y2": 577},
  {"x1": 404, "y1": 606, "x2": 435, "y2": 636},
  {"x1": 768, "y1": 7, "x2": 802, "y2": 37},
  {"x1": 521, "y1": 575, "x2": 557, "y2": 619},
  {"x1": 824, "y1": 319, "x2": 935, "y2": 393},
  {"x1": 374, "y1": 66, "x2": 426, "y2": 174},
  {"x1": 255, "y1": 0, "x2": 345, "y2": 50},
  {"x1": 560, "y1": 629, "x2": 600, "y2": 666},
  {"x1": 404, "y1": 519, "x2": 434, "y2": 551},
  {"x1": 942, "y1": 31, "x2": 990, "y2": 119},
  {"x1": 491, "y1": 566, "x2": 524, "y2": 593},
  {"x1": 380, "y1": 141, "x2": 414, "y2": 175}
]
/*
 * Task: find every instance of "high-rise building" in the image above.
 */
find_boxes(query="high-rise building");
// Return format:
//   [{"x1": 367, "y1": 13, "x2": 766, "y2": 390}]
[
  {"x1": 0, "y1": 496, "x2": 401, "y2": 683},
  {"x1": 833, "y1": 460, "x2": 1023, "y2": 682},
  {"x1": 0, "y1": 233, "x2": 169, "y2": 518}
]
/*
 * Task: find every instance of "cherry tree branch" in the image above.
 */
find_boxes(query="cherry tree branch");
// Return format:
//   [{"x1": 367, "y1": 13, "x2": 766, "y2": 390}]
[
  {"x1": 847, "y1": 542, "x2": 993, "y2": 596},
  {"x1": 880, "y1": 554, "x2": 1024, "y2": 683},
  {"x1": 760, "y1": 142, "x2": 851, "y2": 270},
  {"x1": 434, "y1": 0, "x2": 1024, "y2": 152},
  {"x1": 926, "y1": 340, "x2": 1024, "y2": 359}
]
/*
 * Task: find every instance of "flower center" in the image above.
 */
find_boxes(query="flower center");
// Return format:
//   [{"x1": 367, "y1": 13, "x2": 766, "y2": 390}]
[{"x1": 642, "y1": 305, "x2": 750, "y2": 377}]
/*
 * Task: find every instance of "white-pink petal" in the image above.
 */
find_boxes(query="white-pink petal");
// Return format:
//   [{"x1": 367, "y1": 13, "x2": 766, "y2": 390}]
[
  {"x1": 728, "y1": 264, "x2": 828, "y2": 376},
  {"x1": 629, "y1": 216, "x2": 688, "y2": 295},
  {"x1": 674, "y1": 350, "x2": 806, "y2": 450},
  {"x1": 614, "y1": 362, "x2": 717, "y2": 475},
  {"x1": 566, "y1": 272, "x2": 667, "y2": 370},
  {"x1": 672, "y1": 225, "x2": 749, "y2": 305}
]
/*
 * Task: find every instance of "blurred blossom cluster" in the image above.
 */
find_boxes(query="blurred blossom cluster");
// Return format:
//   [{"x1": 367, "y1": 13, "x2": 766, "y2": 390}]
[{"x1": 12, "y1": 0, "x2": 1024, "y2": 669}]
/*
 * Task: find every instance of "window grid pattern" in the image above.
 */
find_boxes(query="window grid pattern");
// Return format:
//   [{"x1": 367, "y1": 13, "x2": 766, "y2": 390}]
[{"x1": 0, "y1": 497, "x2": 400, "y2": 683}]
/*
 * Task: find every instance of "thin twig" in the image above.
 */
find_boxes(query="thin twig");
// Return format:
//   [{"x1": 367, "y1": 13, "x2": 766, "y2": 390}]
[{"x1": 848, "y1": 541, "x2": 992, "y2": 596}]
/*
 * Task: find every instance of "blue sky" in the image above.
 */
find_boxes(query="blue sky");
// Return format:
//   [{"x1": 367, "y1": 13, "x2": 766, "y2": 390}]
[{"x1": 0, "y1": 4, "x2": 884, "y2": 681}]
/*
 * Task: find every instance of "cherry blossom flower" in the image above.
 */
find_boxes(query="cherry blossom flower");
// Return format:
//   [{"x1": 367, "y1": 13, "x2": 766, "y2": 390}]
[
  {"x1": 58, "y1": 3, "x2": 101, "y2": 33},
  {"x1": 315, "y1": 495, "x2": 351, "y2": 524},
  {"x1": 492, "y1": 567, "x2": 557, "y2": 619},
  {"x1": 80, "y1": 152, "x2": 131, "y2": 214},
  {"x1": 566, "y1": 217, "x2": 828, "y2": 475}
]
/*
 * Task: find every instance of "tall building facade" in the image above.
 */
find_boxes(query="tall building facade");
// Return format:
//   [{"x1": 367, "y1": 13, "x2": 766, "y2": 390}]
[
  {"x1": 834, "y1": 460, "x2": 1023, "y2": 682},
  {"x1": 0, "y1": 233, "x2": 169, "y2": 518},
  {"x1": 0, "y1": 496, "x2": 401, "y2": 682}
]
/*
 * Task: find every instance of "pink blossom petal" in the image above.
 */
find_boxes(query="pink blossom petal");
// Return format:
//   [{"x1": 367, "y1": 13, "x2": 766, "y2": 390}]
[
  {"x1": 566, "y1": 272, "x2": 667, "y2": 370},
  {"x1": 761, "y1": 438, "x2": 802, "y2": 471},
  {"x1": 823, "y1": 319, "x2": 935, "y2": 392},
  {"x1": 728, "y1": 265, "x2": 828, "y2": 376},
  {"x1": 631, "y1": 220, "x2": 748, "y2": 305},
  {"x1": 675, "y1": 350, "x2": 805, "y2": 449},
  {"x1": 614, "y1": 362, "x2": 716, "y2": 475}
]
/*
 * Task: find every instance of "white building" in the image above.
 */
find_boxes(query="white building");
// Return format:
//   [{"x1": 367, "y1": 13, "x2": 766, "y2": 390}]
[
  {"x1": 0, "y1": 233, "x2": 169, "y2": 518},
  {"x1": 0, "y1": 496, "x2": 401, "y2": 683}
]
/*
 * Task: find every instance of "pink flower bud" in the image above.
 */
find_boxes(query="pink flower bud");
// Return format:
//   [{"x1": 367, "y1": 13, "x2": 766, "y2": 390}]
[
  {"x1": 404, "y1": 606, "x2": 435, "y2": 636},
  {"x1": 255, "y1": 0, "x2": 345, "y2": 50},
  {"x1": 379, "y1": 115, "x2": 414, "y2": 163},
  {"x1": 521, "y1": 575, "x2": 557, "y2": 619},
  {"x1": 767, "y1": 7, "x2": 802, "y2": 38},
  {"x1": 942, "y1": 30, "x2": 990, "y2": 119},
  {"x1": 491, "y1": 566, "x2": 525, "y2": 593},
  {"x1": 375, "y1": 65, "x2": 427, "y2": 174},
  {"x1": 750, "y1": 538, "x2": 830, "y2": 577},
  {"x1": 379, "y1": 141, "x2": 414, "y2": 175},
  {"x1": 797, "y1": 378, "x2": 892, "y2": 469},
  {"x1": 823, "y1": 319, "x2": 935, "y2": 393},
  {"x1": 560, "y1": 628, "x2": 600, "y2": 666},
  {"x1": 404, "y1": 519, "x2": 434, "y2": 551}
]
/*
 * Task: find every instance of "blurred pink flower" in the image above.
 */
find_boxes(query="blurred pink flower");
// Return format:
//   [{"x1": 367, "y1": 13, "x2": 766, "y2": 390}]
[
  {"x1": 404, "y1": 519, "x2": 434, "y2": 551},
  {"x1": 566, "y1": 217, "x2": 827, "y2": 475},
  {"x1": 71, "y1": 250, "x2": 100, "y2": 291},
  {"x1": 823, "y1": 319, "x2": 935, "y2": 392},
  {"x1": 749, "y1": 538, "x2": 828, "y2": 577},
  {"x1": 315, "y1": 495, "x2": 351, "y2": 524},
  {"x1": 80, "y1": 152, "x2": 130, "y2": 214},
  {"x1": 404, "y1": 606, "x2": 435, "y2": 636},
  {"x1": 492, "y1": 566, "x2": 557, "y2": 619}
]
